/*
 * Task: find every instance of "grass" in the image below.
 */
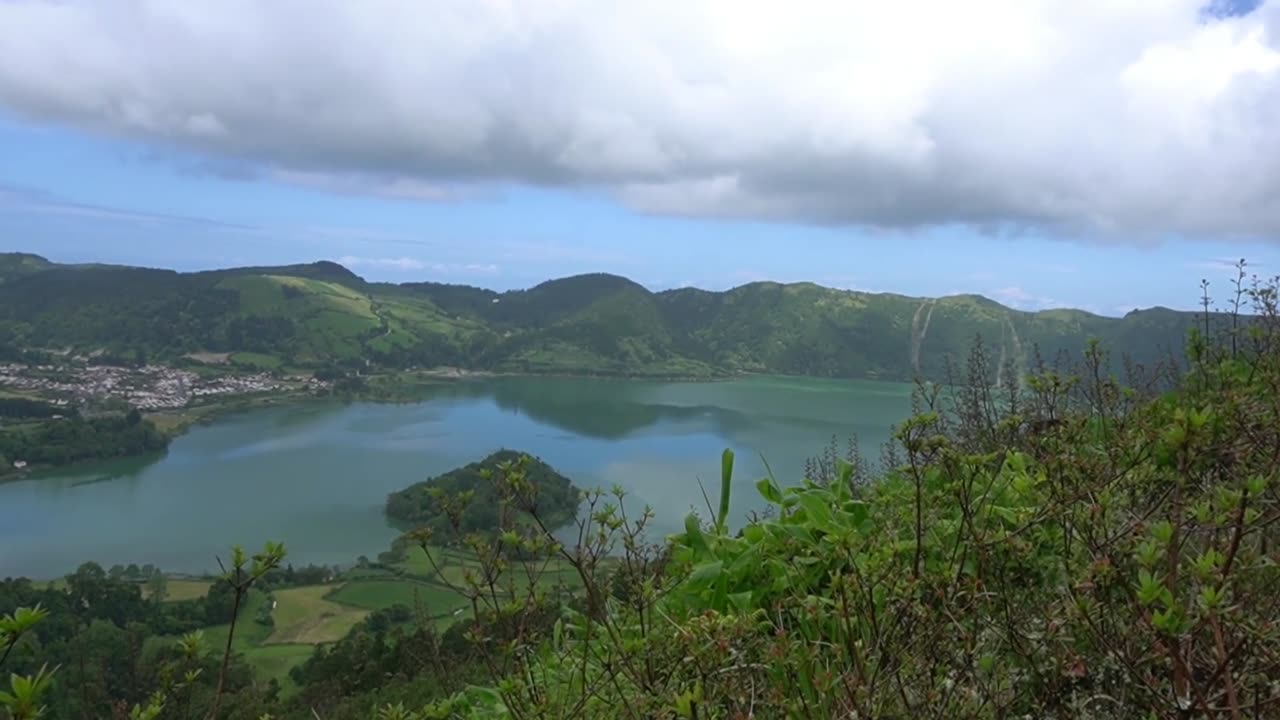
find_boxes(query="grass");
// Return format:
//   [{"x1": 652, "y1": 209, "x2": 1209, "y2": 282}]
[
  {"x1": 241, "y1": 643, "x2": 313, "y2": 692},
  {"x1": 148, "y1": 578, "x2": 213, "y2": 602},
  {"x1": 392, "y1": 546, "x2": 583, "y2": 594},
  {"x1": 199, "y1": 586, "x2": 352, "y2": 696},
  {"x1": 392, "y1": 545, "x2": 483, "y2": 579},
  {"x1": 230, "y1": 352, "x2": 283, "y2": 370},
  {"x1": 268, "y1": 585, "x2": 368, "y2": 645},
  {"x1": 328, "y1": 579, "x2": 471, "y2": 618},
  {"x1": 145, "y1": 410, "x2": 200, "y2": 435},
  {"x1": 203, "y1": 589, "x2": 275, "y2": 652}
]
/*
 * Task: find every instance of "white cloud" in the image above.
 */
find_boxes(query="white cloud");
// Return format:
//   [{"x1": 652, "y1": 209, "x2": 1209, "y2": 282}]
[
  {"x1": 444, "y1": 263, "x2": 500, "y2": 274},
  {"x1": 338, "y1": 256, "x2": 501, "y2": 275},
  {"x1": 990, "y1": 285, "x2": 1062, "y2": 310},
  {"x1": 2, "y1": 1, "x2": 1280, "y2": 239},
  {"x1": 337, "y1": 255, "x2": 426, "y2": 271},
  {"x1": 272, "y1": 171, "x2": 455, "y2": 202}
]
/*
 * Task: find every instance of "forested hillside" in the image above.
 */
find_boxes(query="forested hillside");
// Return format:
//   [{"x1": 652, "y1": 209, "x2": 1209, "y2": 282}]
[{"x1": 0, "y1": 252, "x2": 1202, "y2": 381}]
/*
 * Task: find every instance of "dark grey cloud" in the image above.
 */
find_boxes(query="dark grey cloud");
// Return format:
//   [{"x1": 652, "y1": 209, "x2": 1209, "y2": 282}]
[{"x1": 2, "y1": 1, "x2": 1280, "y2": 240}]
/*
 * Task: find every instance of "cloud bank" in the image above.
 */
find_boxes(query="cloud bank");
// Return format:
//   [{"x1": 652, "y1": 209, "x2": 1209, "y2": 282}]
[
  {"x1": 337, "y1": 256, "x2": 499, "y2": 274},
  {"x1": 2, "y1": 0, "x2": 1280, "y2": 239}
]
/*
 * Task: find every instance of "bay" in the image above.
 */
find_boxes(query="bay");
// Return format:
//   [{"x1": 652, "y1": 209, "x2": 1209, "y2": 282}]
[{"x1": 0, "y1": 376, "x2": 913, "y2": 579}]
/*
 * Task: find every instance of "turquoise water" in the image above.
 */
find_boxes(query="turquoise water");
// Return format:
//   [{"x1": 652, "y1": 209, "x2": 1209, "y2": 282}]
[{"x1": 0, "y1": 376, "x2": 913, "y2": 578}]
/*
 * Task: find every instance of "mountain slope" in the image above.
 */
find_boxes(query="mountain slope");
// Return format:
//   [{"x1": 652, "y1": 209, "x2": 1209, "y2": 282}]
[
  {"x1": 0, "y1": 252, "x2": 54, "y2": 283},
  {"x1": 0, "y1": 253, "x2": 1204, "y2": 380}
]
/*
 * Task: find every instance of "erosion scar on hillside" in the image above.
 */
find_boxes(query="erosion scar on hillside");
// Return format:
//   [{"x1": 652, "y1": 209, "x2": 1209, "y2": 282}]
[
  {"x1": 910, "y1": 298, "x2": 938, "y2": 374},
  {"x1": 995, "y1": 315, "x2": 1023, "y2": 389}
]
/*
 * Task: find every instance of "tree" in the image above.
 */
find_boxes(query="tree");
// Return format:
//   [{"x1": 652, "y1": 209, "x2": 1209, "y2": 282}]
[{"x1": 145, "y1": 574, "x2": 168, "y2": 605}]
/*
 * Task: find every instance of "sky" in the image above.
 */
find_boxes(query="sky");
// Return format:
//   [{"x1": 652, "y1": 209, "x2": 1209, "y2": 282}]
[{"x1": 2, "y1": 0, "x2": 1280, "y2": 316}]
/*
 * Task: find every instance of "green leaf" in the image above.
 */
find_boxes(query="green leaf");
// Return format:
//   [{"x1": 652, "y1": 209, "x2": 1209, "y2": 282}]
[
  {"x1": 716, "y1": 448, "x2": 734, "y2": 534},
  {"x1": 841, "y1": 500, "x2": 869, "y2": 529},
  {"x1": 729, "y1": 591, "x2": 754, "y2": 612},
  {"x1": 682, "y1": 513, "x2": 710, "y2": 555},
  {"x1": 836, "y1": 459, "x2": 854, "y2": 488},
  {"x1": 689, "y1": 561, "x2": 724, "y2": 585},
  {"x1": 1136, "y1": 570, "x2": 1165, "y2": 606},
  {"x1": 796, "y1": 491, "x2": 835, "y2": 532},
  {"x1": 1150, "y1": 520, "x2": 1174, "y2": 545},
  {"x1": 1198, "y1": 586, "x2": 1222, "y2": 612},
  {"x1": 756, "y1": 477, "x2": 783, "y2": 504}
]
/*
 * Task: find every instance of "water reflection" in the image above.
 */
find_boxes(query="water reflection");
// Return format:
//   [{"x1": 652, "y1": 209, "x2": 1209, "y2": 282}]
[{"x1": 0, "y1": 376, "x2": 913, "y2": 579}]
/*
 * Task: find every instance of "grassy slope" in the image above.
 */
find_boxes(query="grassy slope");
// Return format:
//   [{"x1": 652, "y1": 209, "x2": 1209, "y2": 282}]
[{"x1": 268, "y1": 585, "x2": 368, "y2": 644}]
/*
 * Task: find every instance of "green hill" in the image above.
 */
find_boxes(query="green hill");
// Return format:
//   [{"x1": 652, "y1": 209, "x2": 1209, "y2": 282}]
[
  {"x1": 0, "y1": 252, "x2": 54, "y2": 283},
  {"x1": 385, "y1": 449, "x2": 580, "y2": 545},
  {"x1": 0, "y1": 252, "x2": 1208, "y2": 380}
]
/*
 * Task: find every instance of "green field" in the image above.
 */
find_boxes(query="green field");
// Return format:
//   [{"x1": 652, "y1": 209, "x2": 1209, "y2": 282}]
[
  {"x1": 393, "y1": 545, "x2": 582, "y2": 593},
  {"x1": 392, "y1": 546, "x2": 483, "y2": 579},
  {"x1": 203, "y1": 589, "x2": 275, "y2": 652},
  {"x1": 66, "y1": 550, "x2": 583, "y2": 695},
  {"x1": 229, "y1": 352, "x2": 283, "y2": 370},
  {"x1": 243, "y1": 643, "x2": 314, "y2": 691},
  {"x1": 197, "y1": 587, "x2": 349, "y2": 695},
  {"x1": 268, "y1": 585, "x2": 368, "y2": 645},
  {"x1": 328, "y1": 579, "x2": 471, "y2": 618},
  {"x1": 152, "y1": 578, "x2": 213, "y2": 602}
]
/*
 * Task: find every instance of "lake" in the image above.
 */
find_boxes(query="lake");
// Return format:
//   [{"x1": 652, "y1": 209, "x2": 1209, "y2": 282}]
[{"x1": 0, "y1": 376, "x2": 914, "y2": 579}]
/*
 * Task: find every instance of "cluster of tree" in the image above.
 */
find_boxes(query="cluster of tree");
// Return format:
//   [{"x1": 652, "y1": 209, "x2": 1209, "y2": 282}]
[
  {"x1": 105, "y1": 562, "x2": 163, "y2": 581},
  {"x1": 87, "y1": 350, "x2": 150, "y2": 368},
  {"x1": 0, "y1": 410, "x2": 168, "y2": 467},
  {"x1": 259, "y1": 563, "x2": 340, "y2": 589},
  {"x1": 0, "y1": 397, "x2": 68, "y2": 419},
  {"x1": 0, "y1": 563, "x2": 274, "y2": 719},
  {"x1": 285, "y1": 603, "x2": 559, "y2": 719},
  {"x1": 219, "y1": 316, "x2": 297, "y2": 354},
  {"x1": 384, "y1": 450, "x2": 580, "y2": 544}
]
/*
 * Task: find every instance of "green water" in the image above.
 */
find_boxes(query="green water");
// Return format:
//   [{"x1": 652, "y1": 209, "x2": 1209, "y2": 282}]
[{"x1": 0, "y1": 376, "x2": 913, "y2": 579}]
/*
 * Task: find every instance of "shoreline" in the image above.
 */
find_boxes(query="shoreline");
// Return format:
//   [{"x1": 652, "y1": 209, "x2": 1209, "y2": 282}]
[{"x1": 1, "y1": 365, "x2": 900, "y2": 484}]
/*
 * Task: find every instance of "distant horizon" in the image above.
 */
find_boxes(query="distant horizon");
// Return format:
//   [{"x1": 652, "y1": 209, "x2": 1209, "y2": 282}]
[{"x1": 6, "y1": 248, "x2": 1210, "y2": 319}]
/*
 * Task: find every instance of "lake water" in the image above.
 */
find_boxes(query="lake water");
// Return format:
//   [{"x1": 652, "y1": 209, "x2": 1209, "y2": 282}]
[{"x1": 0, "y1": 376, "x2": 913, "y2": 579}]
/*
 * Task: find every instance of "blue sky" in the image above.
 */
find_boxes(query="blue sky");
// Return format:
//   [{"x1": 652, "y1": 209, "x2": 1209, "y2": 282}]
[{"x1": 3, "y1": 1, "x2": 1280, "y2": 316}]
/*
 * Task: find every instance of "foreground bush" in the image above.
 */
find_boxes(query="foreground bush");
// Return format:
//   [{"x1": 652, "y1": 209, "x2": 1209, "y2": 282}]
[{"x1": 402, "y1": 275, "x2": 1280, "y2": 720}]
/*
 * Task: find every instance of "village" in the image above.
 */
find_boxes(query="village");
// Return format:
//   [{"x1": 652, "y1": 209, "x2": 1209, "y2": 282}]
[{"x1": 0, "y1": 361, "x2": 326, "y2": 410}]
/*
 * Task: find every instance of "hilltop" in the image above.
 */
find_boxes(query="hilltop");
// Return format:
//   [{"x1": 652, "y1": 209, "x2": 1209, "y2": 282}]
[{"x1": 0, "y1": 252, "x2": 1204, "y2": 381}]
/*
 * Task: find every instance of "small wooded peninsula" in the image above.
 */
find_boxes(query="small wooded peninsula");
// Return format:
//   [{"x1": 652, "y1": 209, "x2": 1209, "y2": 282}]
[
  {"x1": 0, "y1": 397, "x2": 168, "y2": 477},
  {"x1": 385, "y1": 449, "x2": 581, "y2": 543}
]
